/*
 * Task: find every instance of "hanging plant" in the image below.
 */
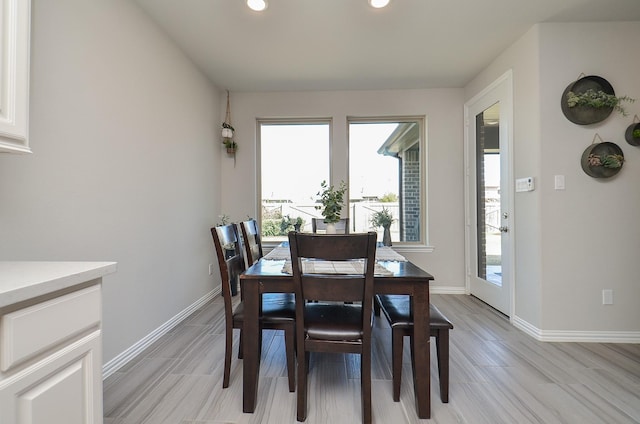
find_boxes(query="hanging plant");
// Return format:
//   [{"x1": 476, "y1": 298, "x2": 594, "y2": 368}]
[
  {"x1": 223, "y1": 138, "x2": 237, "y2": 153},
  {"x1": 222, "y1": 122, "x2": 234, "y2": 139},
  {"x1": 221, "y1": 90, "x2": 237, "y2": 156}
]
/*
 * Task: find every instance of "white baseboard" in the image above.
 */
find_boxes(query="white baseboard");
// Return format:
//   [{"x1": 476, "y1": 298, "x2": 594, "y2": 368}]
[
  {"x1": 102, "y1": 287, "x2": 220, "y2": 379},
  {"x1": 512, "y1": 314, "x2": 640, "y2": 343},
  {"x1": 430, "y1": 285, "x2": 466, "y2": 295}
]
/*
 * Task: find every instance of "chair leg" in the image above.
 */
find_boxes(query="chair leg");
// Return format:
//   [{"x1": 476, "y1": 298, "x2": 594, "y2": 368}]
[
  {"x1": 297, "y1": 350, "x2": 309, "y2": 421},
  {"x1": 285, "y1": 325, "x2": 296, "y2": 392},
  {"x1": 223, "y1": 327, "x2": 233, "y2": 388},
  {"x1": 435, "y1": 329, "x2": 450, "y2": 403},
  {"x1": 361, "y1": 348, "x2": 372, "y2": 424},
  {"x1": 238, "y1": 330, "x2": 243, "y2": 359},
  {"x1": 391, "y1": 328, "x2": 403, "y2": 402}
]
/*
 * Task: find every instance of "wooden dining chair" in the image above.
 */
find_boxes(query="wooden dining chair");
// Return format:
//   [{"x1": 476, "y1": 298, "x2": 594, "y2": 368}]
[
  {"x1": 211, "y1": 224, "x2": 296, "y2": 391},
  {"x1": 239, "y1": 219, "x2": 263, "y2": 267},
  {"x1": 288, "y1": 231, "x2": 377, "y2": 423},
  {"x1": 374, "y1": 294, "x2": 454, "y2": 403},
  {"x1": 311, "y1": 217, "x2": 350, "y2": 234}
]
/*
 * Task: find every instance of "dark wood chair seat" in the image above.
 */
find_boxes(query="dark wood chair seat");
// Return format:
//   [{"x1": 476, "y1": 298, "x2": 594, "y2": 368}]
[
  {"x1": 375, "y1": 294, "x2": 453, "y2": 403},
  {"x1": 211, "y1": 224, "x2": 296, "y2": 392}
]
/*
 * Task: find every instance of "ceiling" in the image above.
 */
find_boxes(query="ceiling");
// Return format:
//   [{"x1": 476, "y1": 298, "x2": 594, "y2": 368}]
[{"x1": 132, "y1": 0, "x2": 640, "y2": 92}]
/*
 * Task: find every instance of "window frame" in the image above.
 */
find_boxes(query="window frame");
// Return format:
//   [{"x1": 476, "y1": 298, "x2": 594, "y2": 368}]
[
  {"x1": 257, "y1": 116, "x2": 429, "y2": 249},
  {"x1": 347, "y1": 116, "x2": 427, "y2": 247},
  {"x1": 256, "y1": 118, "x2": 333, "y2": 243}
]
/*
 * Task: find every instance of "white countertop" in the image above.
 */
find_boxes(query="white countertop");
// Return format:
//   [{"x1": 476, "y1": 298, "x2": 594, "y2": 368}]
[{"x1": 0, "y1": 261, "x2": 117, "y2": 308}]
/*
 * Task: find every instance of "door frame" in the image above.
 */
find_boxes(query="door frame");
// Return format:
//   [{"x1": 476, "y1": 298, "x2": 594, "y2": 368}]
[{"x1": 463, "y1": 70, "x2": 514, "y2": 317}]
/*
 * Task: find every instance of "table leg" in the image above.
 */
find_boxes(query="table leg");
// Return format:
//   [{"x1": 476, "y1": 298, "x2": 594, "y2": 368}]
[
  {"x1": 412, "y1": 285, "x2": 431, "y2": 418},
  {"x1": 242, "y1": 279, "x2": 260, "y2": 413}
]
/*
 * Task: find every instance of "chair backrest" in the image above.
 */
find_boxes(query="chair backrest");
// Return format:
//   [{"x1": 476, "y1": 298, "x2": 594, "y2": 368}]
[
  {"x1": 211, "y1": 224, "x2": 244, "y2": 318},
  {"x1": 288, "y1": 231, "x2": 377, "y2": 311},
  {"x1": 311, "y1": 217, "x2": 350, "y2": 234},
  {"x1": 239, "y1": 219, "x2": 263, "y2": 267}
]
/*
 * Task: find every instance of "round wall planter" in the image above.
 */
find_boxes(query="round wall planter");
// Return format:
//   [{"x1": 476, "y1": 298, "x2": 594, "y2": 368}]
[
  {"x1": 625, "y1": 123, "x2": 640, "y2": 146},
  {"x1": 580, "y1": 141, "x2": 624, "y2": 178},
  {"x1": 561, "y1": 75, "x2": 615, "y2": 125}
]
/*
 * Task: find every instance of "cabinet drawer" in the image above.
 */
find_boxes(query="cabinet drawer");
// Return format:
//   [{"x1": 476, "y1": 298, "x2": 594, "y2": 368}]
[{"x1": 1, "y1": 285, "x2": 101, "y2": 372}]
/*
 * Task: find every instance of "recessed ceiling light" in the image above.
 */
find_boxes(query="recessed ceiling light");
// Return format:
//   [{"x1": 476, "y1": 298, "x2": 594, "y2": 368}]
[
  {"x1": 247, "y1": 0, "x2": 268, "y2": 12},
  {"x1": 368, "y1": 0, "x2": 390, "y2": 8}
]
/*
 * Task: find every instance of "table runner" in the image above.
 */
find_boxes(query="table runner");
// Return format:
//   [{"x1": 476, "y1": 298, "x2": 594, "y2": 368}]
[
  {"x1": 281, "y1": 260, "x2": 393, "y2": 276},
  {"x1": 264, "y1": 244, "x2": 407, "y2": 262}
]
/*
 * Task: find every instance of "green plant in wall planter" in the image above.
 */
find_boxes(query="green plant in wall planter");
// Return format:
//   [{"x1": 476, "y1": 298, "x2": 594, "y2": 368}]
[
  {"x1": 586, "y1": 152, "x2": 624, "y2": 168},
  {"x1": 566, "y1": 89, "x2": 635, "y2": 116},
  {"x1": 625, "y1": 119, "x2": 640, "y2": 146},
  {"x1": 581, "y1": 140, "x2": 625, "y2": 179},
  {"x1": 561, "y1": 75, "x2": 635, "y2": 125}
]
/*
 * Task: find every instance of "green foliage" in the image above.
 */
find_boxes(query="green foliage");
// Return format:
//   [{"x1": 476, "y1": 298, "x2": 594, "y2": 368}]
[
  {"x1": 370, "y1": 208, "x2": 394, "y2": 228},
  {"x1": 566, "y1": 89, "x2": 635, "y2": 116},
  {"x1": 380, "y1": 192, "x2": 398, "y2": 202},
  {"x1": 222, "y1": 139, "x2": 237, "y2": 149},
  {"x1": 262, "y1": 219, "x2": 282, "y2": 237},
  {"x1": 315, "y1": 180, "x2": 347, "y2": 224},
  {"x1": 633, "y1": 129, "x2": 640, "y2": 138},
  {"x1": 586, "y1": 153, "x2": 624, "y2": 169},
  {"x1": 279, "y1": 215, "x2": 305, "y2": 233},
  {"x1": 222, "y1": 122, "x2": 235, "y2": 131}
]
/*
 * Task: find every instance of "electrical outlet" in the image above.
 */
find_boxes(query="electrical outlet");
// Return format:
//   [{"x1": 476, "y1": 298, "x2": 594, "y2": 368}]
[
  {"x1": 209, "y1": 264, "x2": 214, "y2": 276},
  {"x1": 602, "y1": 289, "x2": 613, "y2": 305}
]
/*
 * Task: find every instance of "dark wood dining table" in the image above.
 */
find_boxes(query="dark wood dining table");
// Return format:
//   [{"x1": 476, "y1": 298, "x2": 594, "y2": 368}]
[{"x1": 239, "y1": 251, "x2": 435, "y2": 419}]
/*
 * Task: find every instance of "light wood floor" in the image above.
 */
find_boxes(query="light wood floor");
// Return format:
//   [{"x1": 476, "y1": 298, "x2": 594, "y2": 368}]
[{"x1": 103, "y1": 294, "x2": 640, "y2": 423}]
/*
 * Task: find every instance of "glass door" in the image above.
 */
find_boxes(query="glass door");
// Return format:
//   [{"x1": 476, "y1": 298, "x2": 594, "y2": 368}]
[{"x1": 465, "y1": 72, "x2": 513, "y2": 316}]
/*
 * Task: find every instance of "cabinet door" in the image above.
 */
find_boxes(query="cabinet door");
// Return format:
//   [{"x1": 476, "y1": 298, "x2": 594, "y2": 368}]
[
  {"x1": 0, "y1": 0, "x2": 31, "y2": 153},
  {"x1": 0, "y1": 333, "x2": 103, "y2": 424}
]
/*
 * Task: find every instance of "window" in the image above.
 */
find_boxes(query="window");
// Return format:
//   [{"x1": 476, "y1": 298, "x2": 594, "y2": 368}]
[
  {"x1": 258, "y1": 117, "x2": 425, "y2": 245},
  {"x1": 259, "y1": 120, "x2": 330, "y2": 241},
  {"x1": 348, "y1": 118, "x2": 424, "y2": 244}
]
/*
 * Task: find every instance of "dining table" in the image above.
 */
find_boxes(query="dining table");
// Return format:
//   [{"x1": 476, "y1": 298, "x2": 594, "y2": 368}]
[{"x1": 239, "y1": 244, "x2": 435, "y2": 419}]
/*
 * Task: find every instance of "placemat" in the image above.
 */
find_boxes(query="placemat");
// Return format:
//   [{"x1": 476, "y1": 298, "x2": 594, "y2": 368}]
[
  {"x1": 263, "y1": 244, "x2": 406, "y2": 262},
  {"x1": 281, "y1": 260, "x2": 393, "y2": 276}
]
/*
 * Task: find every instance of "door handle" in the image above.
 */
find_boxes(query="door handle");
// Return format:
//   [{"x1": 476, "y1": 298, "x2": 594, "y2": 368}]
[{"x1": 499, "y1": 226, "x2": 508, "y2": 233}]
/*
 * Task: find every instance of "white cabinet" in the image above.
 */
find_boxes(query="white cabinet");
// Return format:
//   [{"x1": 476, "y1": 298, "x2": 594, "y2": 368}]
[
  {"x1": 0, "y1": 0, "x2": 31, "y2": 154},
  {"x1": 0, "y1": 262, "x2": 116, "y2": 424}
]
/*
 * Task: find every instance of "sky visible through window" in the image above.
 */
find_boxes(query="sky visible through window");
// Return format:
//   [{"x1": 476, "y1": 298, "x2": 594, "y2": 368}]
[
  {"x1": 261, "y1": 122, "x2": 401, "y2": 203},
  {"x1": 261, "y1": 124, "x2": 330, "y2": 203},
  {"x1": 349, "y1": 123, "x2": 399, "y2": 199}
]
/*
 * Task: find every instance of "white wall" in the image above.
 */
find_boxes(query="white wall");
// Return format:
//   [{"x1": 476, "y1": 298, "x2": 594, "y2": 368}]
[
  {"x1": 538, "y1": 22, "x2": 640, "y2": 333},
  {"x1": 220, "y1": 89, "x2": 467, "y2": 290},
  {"x1": 0, "y1": 0, "x2": 222, "y2": 362},
  {"x1": 465, "y1": 27, "x2": 544, "y2": 328},
  {"x1": 466, "y1": 22, "x2": 640, "y2": 337}
]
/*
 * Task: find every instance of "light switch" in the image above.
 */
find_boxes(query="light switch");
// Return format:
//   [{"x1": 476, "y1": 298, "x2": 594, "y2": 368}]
[{"x1": 554, "y1": 175, "x2": 565, "y2": 190}]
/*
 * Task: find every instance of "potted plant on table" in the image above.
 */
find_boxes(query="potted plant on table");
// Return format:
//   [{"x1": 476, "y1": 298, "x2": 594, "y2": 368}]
[
  {"x1": 371, "y1": 207, "x2": 395, "y2": 246},
  {"x1": 315, "y1": 180, "x2": 347, "y2": 234}
]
